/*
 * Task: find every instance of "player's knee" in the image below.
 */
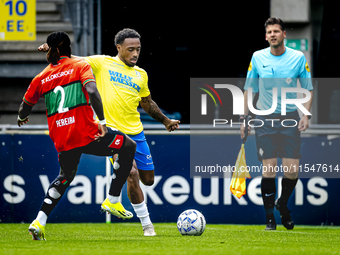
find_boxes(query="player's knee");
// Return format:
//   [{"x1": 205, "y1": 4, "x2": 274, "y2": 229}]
[
  {"x1": 262, "y1": 171, "x2": 276, "y2": 178},
  {"x1": 142, "y1": 179, "x2": 154, "y2": 186},
  {"x1": 141, "y1": 176, "x2": 154, "y2": 186},
  {"x1": 139, "y1": 170, "x2": 155, "y2": 186},
  {"x1": 284, "y1": 172, "x2": 298, "y2": 180}
]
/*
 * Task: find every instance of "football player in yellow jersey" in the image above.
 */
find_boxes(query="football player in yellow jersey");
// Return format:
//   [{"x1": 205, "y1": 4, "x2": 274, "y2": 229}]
[{"x1": 39, "y1": 28, "x2": 180, "y2": 236}]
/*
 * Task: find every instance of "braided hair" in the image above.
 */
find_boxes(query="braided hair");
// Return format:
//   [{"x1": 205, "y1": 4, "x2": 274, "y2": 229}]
[{"x1": 46, "y1": 31, "x2": 71, "y2": 65}]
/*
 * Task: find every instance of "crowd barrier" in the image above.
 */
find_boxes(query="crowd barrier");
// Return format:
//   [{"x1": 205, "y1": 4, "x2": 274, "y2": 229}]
[{"x1": 1, "y1": 124, "x2": 339, "y2": 225}]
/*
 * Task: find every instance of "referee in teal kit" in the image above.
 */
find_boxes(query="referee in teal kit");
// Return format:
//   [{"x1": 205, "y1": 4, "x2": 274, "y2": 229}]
[{"x1": 240, "y1": 17, "x2": 313, "y2": 230}]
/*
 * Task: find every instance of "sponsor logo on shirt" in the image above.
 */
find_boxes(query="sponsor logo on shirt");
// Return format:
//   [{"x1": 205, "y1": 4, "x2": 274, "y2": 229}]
[
  {"x1": 42, "y1": 69, "x2": 74, "y2": 84},
  {"x1": 108, "y1": 70, "x2": 141, "y2": 92}
]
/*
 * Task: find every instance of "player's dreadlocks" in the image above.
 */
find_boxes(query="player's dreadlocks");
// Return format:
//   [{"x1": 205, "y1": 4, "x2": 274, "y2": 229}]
[
  {"x1": 46, "y1": 31, "x2": 71, "y2": 65},
  {"x1": 114, "y1": 28, "x2": 141, "y2": 46}
]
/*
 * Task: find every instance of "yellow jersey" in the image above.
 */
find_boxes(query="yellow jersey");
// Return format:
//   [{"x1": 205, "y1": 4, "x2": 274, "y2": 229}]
[{"x1": 84, "y1": 55, "x2": 150, "y2": 135}]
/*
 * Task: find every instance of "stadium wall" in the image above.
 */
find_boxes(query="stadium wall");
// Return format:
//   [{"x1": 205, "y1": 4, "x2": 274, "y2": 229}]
[{"x1": 1, "y1": 131, "x2": 340, "y2": 225}]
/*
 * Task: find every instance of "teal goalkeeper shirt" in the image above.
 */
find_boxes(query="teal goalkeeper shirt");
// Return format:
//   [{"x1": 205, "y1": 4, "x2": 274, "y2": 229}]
[{"x1": 244, "y1": 46, "x2": 313, "y2": 114}]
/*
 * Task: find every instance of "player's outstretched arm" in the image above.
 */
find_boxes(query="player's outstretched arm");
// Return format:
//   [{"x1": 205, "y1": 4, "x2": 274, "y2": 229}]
[
  {"x1": 37, "y1": 43, "x2": 85, "y2": 61},
  {"x1": 70, "y1": 54, "x2": 85, "y2": 61},
  {"x1": 37, "y1": 43, "x2": 49, "y2": 52},
  {"x1": 140, "y1": 94, "x2": 180, "y2": 132},
  {"x1": 17, "y1": 102, "x2": 32, "y2": 127}
]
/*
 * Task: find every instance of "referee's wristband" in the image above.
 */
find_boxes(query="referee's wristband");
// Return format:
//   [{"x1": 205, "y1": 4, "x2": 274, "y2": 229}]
[
  {"x1": 98, "y1": 119, "x2": 106, "y2": 125},
  {"x1": 18, "y1": 115, "x2": 27, "y2": 121}
]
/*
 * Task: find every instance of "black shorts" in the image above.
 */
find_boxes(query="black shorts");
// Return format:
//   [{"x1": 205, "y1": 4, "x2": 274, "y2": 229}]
[
  {"x1": 254, "y1": 111, "x2": 301, "y2": 161},
  {"x1": 58, "y1": 127, "x2": 127, "y2": 172}
]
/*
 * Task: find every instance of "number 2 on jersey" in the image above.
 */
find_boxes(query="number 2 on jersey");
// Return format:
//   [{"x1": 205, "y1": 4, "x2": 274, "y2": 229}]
[{"x1": 53, "y1": 86, "x2": 69, "y2": 113}]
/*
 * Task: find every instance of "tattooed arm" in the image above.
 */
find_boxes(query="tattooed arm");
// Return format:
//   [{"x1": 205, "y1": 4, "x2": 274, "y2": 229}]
[{"x1": 140, "y1": 94, "x2": 180, "y2": 132}]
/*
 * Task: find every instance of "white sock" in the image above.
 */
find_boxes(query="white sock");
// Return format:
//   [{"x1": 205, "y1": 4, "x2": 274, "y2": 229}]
[
  {"x1": 36, "y1": 211, "x2": 47, "y2": 226},
  {"x1": 132, "y1": 201, "x2": 151, "y2": 227},
  {"x1": 108, "y1": 194, "x2": 120, "y2": 204}
]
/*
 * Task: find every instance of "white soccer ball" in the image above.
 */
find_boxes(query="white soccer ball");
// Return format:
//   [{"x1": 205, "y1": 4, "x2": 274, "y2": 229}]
[{"x1": 177, "y1": 209, "x2": 206, "y2": 236}]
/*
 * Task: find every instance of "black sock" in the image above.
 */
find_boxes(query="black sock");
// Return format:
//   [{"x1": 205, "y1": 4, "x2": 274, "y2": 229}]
[
  {"x1": 261, "y1": 177, "x2": 276, "y2": 215},
  {"x1": 109, "y1": 152, "x2": 134, "y2": 196},
  {"x1": 40, "y1": 175, "x2": 70, "y2": 216},
  {"x1": 266, "y1": 213, "x2": 275, "y2": 222},
  {"x1": 279, "y1": 176, "x2": 298, "y2": 206}
]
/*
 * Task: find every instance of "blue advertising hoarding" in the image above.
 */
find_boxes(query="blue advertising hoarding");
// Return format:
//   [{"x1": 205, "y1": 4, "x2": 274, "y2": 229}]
[{"x1": 1, "y1": 132, "x2": 340, "y2": 225}]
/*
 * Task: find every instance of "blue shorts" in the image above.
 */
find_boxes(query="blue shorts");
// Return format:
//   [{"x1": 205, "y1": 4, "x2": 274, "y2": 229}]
[{"x1": 128, "y1": 131, "x2": 154, "y2": 171}]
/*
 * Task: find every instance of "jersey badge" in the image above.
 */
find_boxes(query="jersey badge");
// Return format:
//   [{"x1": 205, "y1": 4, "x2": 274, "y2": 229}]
[
  {"x1": 135, "y1": 70, "x2": 141, "y2": 78},
  {"x1": 108, "y1": 134, "x2": 124, "y2": 149},
  {"x1": 248, "y1": 61, "x2": 252, "y2": 71}
]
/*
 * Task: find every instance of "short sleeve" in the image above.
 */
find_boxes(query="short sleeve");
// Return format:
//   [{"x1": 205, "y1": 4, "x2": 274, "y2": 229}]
[
  {"x1": 78, "y1": 62, "x2": 96, "y2": 87},
  {"x1": 23, "y1": 75, "x2": 42, "y2": 106},
  {"x1": 298, "y1": 55, "x2": 313, "y2": 90},
  {"x1": 138, "y1": 71, "x2": 150, "y2": 98},
  {"x1": 84, "y1": 55, "x2": 106, "y2": 75},
  {"x1": 244, "y1": 55, "x2": 259, "y2": 93}
]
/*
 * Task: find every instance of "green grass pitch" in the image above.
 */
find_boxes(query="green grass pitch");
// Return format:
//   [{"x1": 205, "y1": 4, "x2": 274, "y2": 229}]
[{"x1": 1, "y1": 223, "x2": 340, "y2": 255}]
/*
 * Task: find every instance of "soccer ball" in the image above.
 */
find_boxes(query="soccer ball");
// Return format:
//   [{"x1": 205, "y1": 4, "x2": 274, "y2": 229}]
[{"x1": 177, "y1": 209, "x2": 206, "y2": 236}]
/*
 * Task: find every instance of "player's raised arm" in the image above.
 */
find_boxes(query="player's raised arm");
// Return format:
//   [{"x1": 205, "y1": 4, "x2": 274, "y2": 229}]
[
  {"x1": 70, "y1": 54, "x2": 85, "y2": 61},
  {"x1": 37, "y1": 42, "x2": 49, "y2": 52},
  {"x1": 38, "y1": 43, "x2": 85, "y2": 61},
  {"x1": 140, "y1": 94, "x2": 180, "y2": 132}
]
